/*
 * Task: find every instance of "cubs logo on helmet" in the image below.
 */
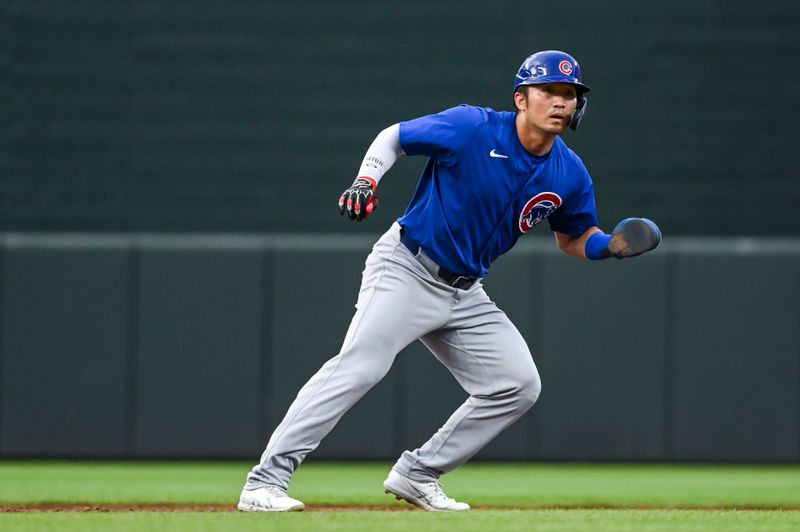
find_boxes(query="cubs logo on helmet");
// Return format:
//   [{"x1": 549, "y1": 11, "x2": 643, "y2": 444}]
[
  {"x1": 513, "y1": 50, "x2": 590, "y2": 94},
  {"x1": 519, "y1": 192, "x2": 562, "y2": 233}
]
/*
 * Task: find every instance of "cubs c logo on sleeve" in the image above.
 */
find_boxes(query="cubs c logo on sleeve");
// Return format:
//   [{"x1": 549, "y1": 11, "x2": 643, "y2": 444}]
[{"x1": 519, "y1": 192, "x2": 562, "y2": 233}]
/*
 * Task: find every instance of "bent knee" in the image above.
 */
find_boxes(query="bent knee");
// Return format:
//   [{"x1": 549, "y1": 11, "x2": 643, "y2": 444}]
[
  {"x1": 480, "y1": 367, "x2": 541, "y2": 411},
  {"x1": 516, "y1": 370, "x2": 541, "y2": 409}
]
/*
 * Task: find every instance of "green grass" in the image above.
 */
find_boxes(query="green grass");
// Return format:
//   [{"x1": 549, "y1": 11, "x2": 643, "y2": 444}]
[
  {"x1": 2, "y1": 461, "x2": 800, "y2": 531},
  {"x1": 2, "y1": 510, "x2": 800, "y2": 532},
  {"x1": 2, "y1": 461, "x2": 799, "y2": 508}
]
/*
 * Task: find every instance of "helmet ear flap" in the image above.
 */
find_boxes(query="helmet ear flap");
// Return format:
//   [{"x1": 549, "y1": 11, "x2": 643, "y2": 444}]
[{"x1": 569, "y1": 95, "x2": 588, "y2": 131}]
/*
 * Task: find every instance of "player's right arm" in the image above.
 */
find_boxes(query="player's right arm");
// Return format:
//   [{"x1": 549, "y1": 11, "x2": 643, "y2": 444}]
[{"x1": 338, "y1": 124, "x2": 405, "y2": 221}]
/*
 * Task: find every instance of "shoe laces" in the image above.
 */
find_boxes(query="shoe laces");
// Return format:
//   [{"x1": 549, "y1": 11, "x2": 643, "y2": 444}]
[
  {"x1": 423, "y1": 480, "x2": 454, "y2": 505},
  {"x1": 264, "y1": 485, "x2": 288, "y2": 498}
]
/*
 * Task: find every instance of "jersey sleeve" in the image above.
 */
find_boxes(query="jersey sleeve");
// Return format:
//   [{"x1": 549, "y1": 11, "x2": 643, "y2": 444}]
[
  {"x1": 547, "y1": 168, "x2": 599, "y2": 237},
  {"x1": 399, "y1": 104, "x2": 483, "y2": 164}
]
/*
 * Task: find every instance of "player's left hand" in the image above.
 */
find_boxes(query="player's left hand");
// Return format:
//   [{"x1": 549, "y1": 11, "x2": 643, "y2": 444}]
[
  {"x1": 608, "y1": 218, "x2": 662, "y2": 258},
  {"x1": 338, "y1": 177, "x2": 379, "y2": 222}
]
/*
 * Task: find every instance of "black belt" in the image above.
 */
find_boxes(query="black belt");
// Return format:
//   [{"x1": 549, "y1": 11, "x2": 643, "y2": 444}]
[{"x1": 399, "y1": 228, "x2": 478, "y2": 290}]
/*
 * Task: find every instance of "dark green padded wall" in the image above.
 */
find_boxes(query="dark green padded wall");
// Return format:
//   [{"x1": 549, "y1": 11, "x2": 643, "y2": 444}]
[
  {"x1": 133, "y1": 241, "x2": 265, "y2": 457},
  {"x1": 0, "y1": 239, "x2": 130, "y2": 456},
  {"x1": 1, "y1": 234, "x2": 797, "y2": 461},
  {"x1": 671, "y1": 252, "x2": 800, "y2": 461},
  {"x1": 535, "y1": 253, "x2": 669, "y2": 460},
  {"x1": 1, "y1": 1, "x2": 798, "y2": 235}
]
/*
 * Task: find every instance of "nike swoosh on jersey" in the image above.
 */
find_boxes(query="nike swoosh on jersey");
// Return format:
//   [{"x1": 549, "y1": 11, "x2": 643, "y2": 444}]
[{"x1": 489, "y1": 149, "x2": 508, "y2": 159}]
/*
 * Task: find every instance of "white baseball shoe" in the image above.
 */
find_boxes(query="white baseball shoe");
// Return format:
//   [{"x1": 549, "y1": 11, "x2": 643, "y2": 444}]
[
  {"x1": 237, "y1": 485, "x2": 305, "y2": 512},
  {"x1": 383, "y1": 470, "x2": 470, "y2": 511}
]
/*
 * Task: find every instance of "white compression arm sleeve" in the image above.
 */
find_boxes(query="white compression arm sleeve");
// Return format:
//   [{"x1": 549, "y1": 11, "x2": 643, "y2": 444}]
[{"x1": 355, "y1": 124, "x2": 405, "y2": 186}]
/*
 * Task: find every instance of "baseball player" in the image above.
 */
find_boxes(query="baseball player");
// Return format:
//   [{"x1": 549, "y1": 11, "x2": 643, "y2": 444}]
[{"x1": 238, "y1": 50, "x2": 661, "y2": 512}]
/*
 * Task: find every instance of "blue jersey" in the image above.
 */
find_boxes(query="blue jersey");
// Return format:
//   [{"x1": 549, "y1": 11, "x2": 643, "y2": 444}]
[{"x1": 397, "y1": 104, "x2": 599, "y2": 278}]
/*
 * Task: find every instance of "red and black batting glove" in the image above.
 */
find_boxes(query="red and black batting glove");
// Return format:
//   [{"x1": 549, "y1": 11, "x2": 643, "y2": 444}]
[{"x1": 338, "y1": 177, "x2": 379, "y2": 222}]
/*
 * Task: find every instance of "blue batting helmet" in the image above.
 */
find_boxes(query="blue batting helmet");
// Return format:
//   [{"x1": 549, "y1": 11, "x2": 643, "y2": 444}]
[{"x1": 514, "y1": 50, "x2": 591, "y2": 130}]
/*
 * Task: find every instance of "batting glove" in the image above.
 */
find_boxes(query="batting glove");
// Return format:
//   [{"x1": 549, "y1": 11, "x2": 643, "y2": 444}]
[
  {"x1": 608, "y1": 218, "x2": 662, "y2": 258},
  {"x1": 338, "y1": 177, "x2": 379, "y2": 222}
]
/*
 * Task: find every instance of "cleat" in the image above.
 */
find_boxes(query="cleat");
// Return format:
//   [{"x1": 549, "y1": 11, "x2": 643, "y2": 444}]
[
  {"x1": 237, "y1": 486, "x2": 305, "y2": 512},
  {"x1": 383, "y1": 470, "x2": 470, "y2": 512}
]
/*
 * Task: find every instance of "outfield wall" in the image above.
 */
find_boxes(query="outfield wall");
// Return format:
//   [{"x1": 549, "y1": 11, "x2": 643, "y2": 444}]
[{"x1": 0, "y1": 233, "x2": 797, "y2": 461}]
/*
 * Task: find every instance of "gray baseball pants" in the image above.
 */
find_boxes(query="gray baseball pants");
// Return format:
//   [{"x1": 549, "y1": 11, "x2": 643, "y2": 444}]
[{"x1": 245, "y1": 222, "x2": 541, "y2": 490}]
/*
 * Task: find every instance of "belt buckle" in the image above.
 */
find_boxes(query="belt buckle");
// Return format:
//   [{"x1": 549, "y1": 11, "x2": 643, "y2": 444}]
[{"x1": 449, "y1": 275, "x2": 471, "y2": 289}]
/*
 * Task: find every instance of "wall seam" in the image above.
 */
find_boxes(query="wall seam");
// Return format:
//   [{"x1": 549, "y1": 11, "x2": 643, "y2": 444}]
[
  {"x1": 258, "y1": 248, "x2": 275, "y2": 447},
  {"x1": 662, "y1": 251, "x2": 678, "y2": 460},
  {"x1": 0, "y1": 243, "x2": 5, "y2": 454},
  {"x1": 125, "y1": 240, "x2": 140, "y2": 457}
]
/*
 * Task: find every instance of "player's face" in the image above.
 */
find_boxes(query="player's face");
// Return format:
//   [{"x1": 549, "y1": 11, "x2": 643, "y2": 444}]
[{"x1": 519, "y1": 84, "x2": 578, "y2": 134}]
